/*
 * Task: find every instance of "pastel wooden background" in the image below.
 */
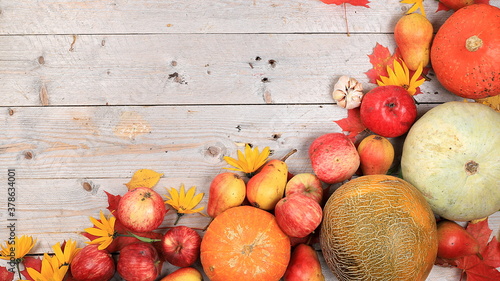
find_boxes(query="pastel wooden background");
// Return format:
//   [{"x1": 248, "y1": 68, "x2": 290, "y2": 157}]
[{"x1": 0, "y1": 0, "x2": 498, "y2": 280}]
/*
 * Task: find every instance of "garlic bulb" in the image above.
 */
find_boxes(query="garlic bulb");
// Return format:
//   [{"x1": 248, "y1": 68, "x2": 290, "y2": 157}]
[{"x1": 332, "y1": 76, "x2": 364, "y2": 109}]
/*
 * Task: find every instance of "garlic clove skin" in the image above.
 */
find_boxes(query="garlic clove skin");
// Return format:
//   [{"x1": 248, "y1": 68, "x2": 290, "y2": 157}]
[{"x1": 332, "y1": 76, "x2": 364, "y2": 109}]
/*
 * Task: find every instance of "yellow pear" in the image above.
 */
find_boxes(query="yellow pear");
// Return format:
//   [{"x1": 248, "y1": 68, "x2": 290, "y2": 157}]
[
  {"x1": 246, "y1": 159, "x2": 288, "y2": 211},
  {"x1": 394, "y1": 13, "x2": 433, "y2": 71},
  {"x1": 207, "y1": 172, "x2": 246, "y2": 218},
  {"x1": 246, "y1": 149, "x2": 296, "y2": 211}
]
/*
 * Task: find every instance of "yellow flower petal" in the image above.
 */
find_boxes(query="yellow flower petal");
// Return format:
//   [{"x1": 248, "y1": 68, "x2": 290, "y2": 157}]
[{"x1": 187, "y1": 192, "x2": 204, "y2": 210}]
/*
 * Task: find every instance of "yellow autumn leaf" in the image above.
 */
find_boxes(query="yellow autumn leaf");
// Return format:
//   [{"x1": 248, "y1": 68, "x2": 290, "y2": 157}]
[
  {"x1": 125, "y1": 169, "x2": 163, "y2": 190},
  {"x1": 476, "y1": 95, "x2": 500, "y2": 112}
]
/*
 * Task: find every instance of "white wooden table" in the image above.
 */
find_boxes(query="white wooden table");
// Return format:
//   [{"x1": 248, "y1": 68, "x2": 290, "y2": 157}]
[{"x1": 0, "y1": 1, "x2": 498, "y2": 280}]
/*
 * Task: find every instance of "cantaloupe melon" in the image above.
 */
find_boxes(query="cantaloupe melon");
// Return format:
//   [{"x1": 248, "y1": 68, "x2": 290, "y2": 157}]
[{"x1": 320, "y1": 175, "x2": 437, "y2": 281}]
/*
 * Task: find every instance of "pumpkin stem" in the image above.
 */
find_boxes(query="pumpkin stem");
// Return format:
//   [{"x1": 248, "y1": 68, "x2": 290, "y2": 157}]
[
  {"x1": 465, "y1": 160, "x2": 479, "y2": 175},
  {"x1": 465, "y1": 35, "x2": 483, "y2": 52}
]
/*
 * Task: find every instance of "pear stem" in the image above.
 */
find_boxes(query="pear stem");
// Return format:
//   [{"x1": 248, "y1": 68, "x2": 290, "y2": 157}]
[{"x1": 281, "y1": 149, "x2": 297, "y2": 162}]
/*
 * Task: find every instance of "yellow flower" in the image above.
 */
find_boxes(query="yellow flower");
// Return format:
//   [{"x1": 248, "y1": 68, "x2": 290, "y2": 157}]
[
  {"x1": 377, "y1": 59, "x2": 425, "y2": 96},
  {"x1": 0, "y1": 235, "x2": 36, "y2": 261},
  {"x1": 84, "y1": 210, "x2": 116, "y2": 250},
  {"x1": 52, "y1": 239, "x2": 80, "y2": 266},
  {"x1": 165, "y1": 184, "x2": 204, "y2": 224},
  {"x1": 223, "y1": 144, "x2": 270, "y2": 176},
  {"x1": 26, "y1": 253, "x2": 68, "y2": 281},
  {"x1": 401, "y1": 0, "x2": 426, "y2": 17}
]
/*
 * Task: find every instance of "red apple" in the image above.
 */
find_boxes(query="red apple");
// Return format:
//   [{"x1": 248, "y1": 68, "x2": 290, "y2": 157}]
[
  {"x1": 275, "y1": 194, "x2": 323, "y2": 238},
  {"x1": 160, "y1": 267, "x2": 203, "y2": 281},
  {"x1": 309, "y1": 133, "x2": 360, "y2": 184},
  {"x1": 284, "y1": 244, "x2": 325, "y2": 281},
  {"x1": 117, "y1": 187, "x2": 167, "y2": 233},
  {"x1": 117, "y1": 242, "x2": 161, "y2": 281},
  {"x1": 161, "y1": 225, "x2": 201, "y2": 267},
  {"x1": 70, "y1": 244, "x2": 115, "y2": 281},
  {"x1": 285, "y1": 173, "x2": 323, "y2": 204},
  {"x1": 360, "y1": 85, "x2": 417, "y2": 138}
]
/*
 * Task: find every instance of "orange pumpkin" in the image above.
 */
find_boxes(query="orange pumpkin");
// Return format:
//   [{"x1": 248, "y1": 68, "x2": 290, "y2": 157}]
[
  {"x1": 430, "y1": 4, "x2": 500, "y2": 99},
  {"x1": 200, "y1": 205, "x2": 290, "y2": 281},
  {"x1": 320, "y1": 175, "x2": 437, "y2": 281}
]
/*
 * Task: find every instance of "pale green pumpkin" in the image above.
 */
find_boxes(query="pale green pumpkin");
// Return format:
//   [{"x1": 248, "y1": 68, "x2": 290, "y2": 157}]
[{"x1": 401, "y1": 101, "x2": 500, "y2": 221}]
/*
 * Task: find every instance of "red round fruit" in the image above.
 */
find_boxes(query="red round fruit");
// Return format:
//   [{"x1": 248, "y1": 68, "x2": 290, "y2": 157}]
[
  {"x1": 70, "y1": 244, "x2": 115, "y2": 281},
  {"x1": 117, "y1": 187, "x2": 167, "y2": 233},
  {"x1": 161, "y1": 225, "x2": 201, "y2": 267},
  {"x1": 360, "y1": 85, "x2": 417, "y2": 138},
  {"x1": 309, "y1": 133, "x2": 360, "y2": 184},
  {"x1": 275, "y1": 194, "x2": 323, "y2": 238},
  {"x1": 117, "y1": 242, "x2": 161, "y2": 281}
]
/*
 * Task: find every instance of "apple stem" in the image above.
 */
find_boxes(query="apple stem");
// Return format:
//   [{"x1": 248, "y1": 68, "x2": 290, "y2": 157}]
[
  {"x1": 123, "y1": 232, "x2": 161, "y2": 243},
  {"x1": 280, "y1": 149, "x2": 297, "y2": 162}
]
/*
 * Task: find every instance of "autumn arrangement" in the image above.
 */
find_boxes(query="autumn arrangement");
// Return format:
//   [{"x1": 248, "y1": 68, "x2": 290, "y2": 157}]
[{"x1": 1, "y1": 0, "x2": 500, "y2": 281}]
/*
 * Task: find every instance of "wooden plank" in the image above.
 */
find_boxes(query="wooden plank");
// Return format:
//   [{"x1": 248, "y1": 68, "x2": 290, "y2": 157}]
[
  {"x1": 0, "y1": 0, "x2": 464, "y2": 35},
  {"x1": 0, "y1": 33, "x2": 462, "y2": 106},
  {"x1": 0, "y1": 104, "x2": 444, "y2": 180}
]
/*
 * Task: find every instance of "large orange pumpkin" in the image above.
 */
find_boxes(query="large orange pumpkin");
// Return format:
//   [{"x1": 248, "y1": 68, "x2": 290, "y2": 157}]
[
  {"x1": 200, "y1": 205, "x2": 290, "y2": 281},
  {"x1": 320, "y1": 175, "x2": 437, "y2": 281},
  {"x1": 430, "y1": 4, "x2": 500, "y2": 99}
]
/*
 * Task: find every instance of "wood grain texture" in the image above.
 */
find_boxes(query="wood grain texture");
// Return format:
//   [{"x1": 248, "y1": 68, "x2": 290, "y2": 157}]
[
  {"x1": 0, "y1": 34, "x2": 461, "y2": 106},
  {"x1": 0, "y1": 0, "x2": 499, "y2": 280},
  {"x1": 0, "y1": 104, "x2": 445, "y2": 180},
  {"x1": 0, "y1": 0, "x2": 460, "y2": 35}
]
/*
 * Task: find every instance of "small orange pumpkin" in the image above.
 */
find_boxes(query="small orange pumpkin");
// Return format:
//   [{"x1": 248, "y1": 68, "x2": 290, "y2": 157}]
[
  {"x1": 200, "y1": 205, "x2": 290, "y2": 281},
  {"x1": 431, "y1": 4, "x2": 500, "y2": 99}
]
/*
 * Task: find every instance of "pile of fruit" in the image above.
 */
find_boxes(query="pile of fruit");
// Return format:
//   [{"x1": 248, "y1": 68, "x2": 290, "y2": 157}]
[{"x1": 1, "y1": 2, "x2": 499, "y2": 281}]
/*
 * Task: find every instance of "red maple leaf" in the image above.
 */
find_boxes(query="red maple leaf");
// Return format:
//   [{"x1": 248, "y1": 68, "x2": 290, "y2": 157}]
[
  {"x1": 454, "y1": 218, "x2": 500, "y2": 281},
  {"x1": 20, "y1": 256, "x2": 42, "y2": 281},
  {"x1": 436, "y1": 0, "x2": 490, "y2": 12},
  {"x1": 319, "y1": 0, "x2": 370, "y2": 7},
  {"x1": 365, "y1": 43, "x2": 397, "y2": 84},
  {"x1": 333, "y1": 108, "x2": 366, "y2": 142},
  {"x1": 0, "y1": 265, "x2": 14, "y2": 281},
  {"x1": 104, "y1": 190, "x2": 121, "y2": 213}
]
